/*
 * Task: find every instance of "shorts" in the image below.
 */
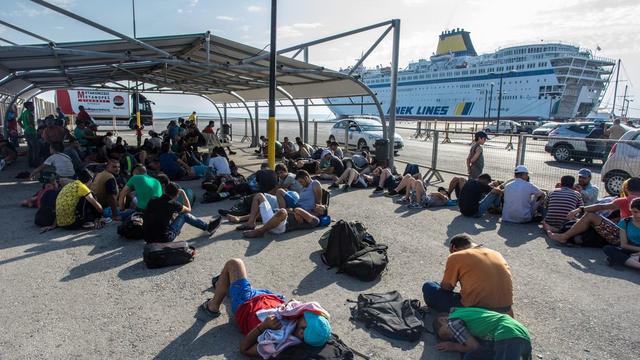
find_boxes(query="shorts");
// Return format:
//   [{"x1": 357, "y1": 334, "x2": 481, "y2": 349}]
[
  {"x1": 229, "y1": 278, "x2": 280, "y2": 313},
  {"x1": 352, "y1": 176, "x2": 368, "y2": 189},
  {"x1": 259, "y1": 201, "x2": 287, "y2": 234},
  {"x1": 593, "y1": 216, "x2": 620, "y2": 245},
  {"x1": 282, "y1": 191, "x2": 299, "y2": 208},
  {"x1": 285, "y1": 212, "x2": 319, "y2": 232},
  {"x1": 263, "y1": 193, "x2": 279, "y2": 210}
]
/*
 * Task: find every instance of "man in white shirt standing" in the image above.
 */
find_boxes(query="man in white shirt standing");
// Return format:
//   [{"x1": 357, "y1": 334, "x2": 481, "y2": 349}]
[{"x1": 502, "y1": 165, "x2": 545, "y2": 223}]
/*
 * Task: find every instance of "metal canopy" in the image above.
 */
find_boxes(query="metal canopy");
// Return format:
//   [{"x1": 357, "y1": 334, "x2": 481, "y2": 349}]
[{"x1": 0, "y1": 33, "x2": 369, "y2": 100}]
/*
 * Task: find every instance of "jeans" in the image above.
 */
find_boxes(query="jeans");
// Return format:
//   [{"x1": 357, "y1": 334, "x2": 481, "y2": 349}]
[
  {"x1": 422, "y1": 281, "x2": 461, "y2": 313},
  {"x1": 168, "y1": 213, "x2": 208, "y2": 239},
  {"x1": 464, "y1": 338, "x2": 532, "y2": 360},
  {"x1": 603, "y1": 245, "x2": 635, "y2": 265},
  {"x1": 475, "y1": 192, "x2": 501, "y2": 217},
  {"x1": 25, "y1": 133, "x2": 39, "y2": 167}
]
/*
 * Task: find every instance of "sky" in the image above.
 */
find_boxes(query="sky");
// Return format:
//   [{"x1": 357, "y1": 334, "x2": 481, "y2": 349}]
[{"x1": 1, "y1": 0, "x2": 638, "y2": 117}]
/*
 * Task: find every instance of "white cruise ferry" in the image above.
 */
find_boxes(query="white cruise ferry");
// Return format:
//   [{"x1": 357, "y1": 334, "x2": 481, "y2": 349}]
[{"x1": 326, "y1": 29, "x2": 616, "y2": 120}]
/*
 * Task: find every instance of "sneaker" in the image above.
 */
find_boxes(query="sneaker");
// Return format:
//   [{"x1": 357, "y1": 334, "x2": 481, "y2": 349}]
[
  {"x1": 386, "y1": 189, "x2": 398, "y2": 197},
  {"x1": 328, "y1": 183, "x2": 339, "y2": 189},
  {"x1": 218, "y1": 209, "x2": 229, "y2": 216},
  {"x1": 228, "y1": 151, "x2": 237, "y2": 155},
  {"x1": 208, "y1": 216, "x2": 222, "y2": 234},
  {"x1": 342, "y1": 184, "x2": 350, "y2": 192},
  {"x1": 0, "y1": 159, "x2": 5, "y2": 171},
  {"x1": 408, "y1": 203, "x2": 422, "y2": 209},
  {"x1": 396, "y1": 197, "x2": 410, "y2": 204},
  {"x1": 373, "y1": 187, "x2": 384, "y2": 193}
]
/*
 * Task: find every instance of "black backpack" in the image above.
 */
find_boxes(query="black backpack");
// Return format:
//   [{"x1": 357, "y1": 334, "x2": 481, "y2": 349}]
[
  {"x1": 321, "y1": 220, "x2": 368, "y2": 268},
  {"x1": 117, "y1": 212, "x2": 145, "y2": 240},
  {"x1": 34, "y1": 189, "x2": 59, "y2": 227},
  {"x1": 275, "y1": 333, "x2": 368, "y2": 360},
  {"x1": 350, "y1": 291, "x2": 426, "y2": 342},
  {"x1": 341, "y1": 244, "x2": 388, "y2": 282},
  {"x1": 143, "y1": 241, "x2": 196, "y2": 269}
]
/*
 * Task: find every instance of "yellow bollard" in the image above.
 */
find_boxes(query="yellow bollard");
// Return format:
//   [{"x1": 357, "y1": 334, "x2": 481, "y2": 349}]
[{"x1": 267, "y1": 116, "x2": 276, "y2": 169}]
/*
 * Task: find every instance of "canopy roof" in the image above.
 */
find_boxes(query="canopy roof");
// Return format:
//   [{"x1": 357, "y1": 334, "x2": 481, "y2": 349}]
[{"x1": 0, "y1": 33, "x2": 368, "y2": 102}]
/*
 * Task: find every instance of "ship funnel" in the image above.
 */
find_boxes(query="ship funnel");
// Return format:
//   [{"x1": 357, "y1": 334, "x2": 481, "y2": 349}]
[{"x1": 435, "y1": 28, "x2": 477, "y2": 57}]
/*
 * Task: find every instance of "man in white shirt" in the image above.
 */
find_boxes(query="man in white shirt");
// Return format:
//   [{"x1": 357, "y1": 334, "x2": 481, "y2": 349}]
[
  {"x1": 502, "y1": 165, "x2": 545, "y2": 223},
  {"x1": 208, "y1": 150, "x2": 231, "y2": 175},
  {"x1": 30, "y1": 142, "x2": 75, "y2": 182}
]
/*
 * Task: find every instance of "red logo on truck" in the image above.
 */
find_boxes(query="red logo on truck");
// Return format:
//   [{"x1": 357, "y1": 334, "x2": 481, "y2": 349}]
[{"x1": 113, "y1": 95, "x2": 125, "y2": 106}]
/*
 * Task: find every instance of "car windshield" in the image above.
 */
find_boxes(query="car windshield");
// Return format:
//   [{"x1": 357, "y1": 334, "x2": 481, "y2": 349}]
[
  {"x1": 356, "y1": 120, "x2": 383, "y2": 131},
  {"x1": 542, "y1": 123, "x2": 558, "y2": 128}
]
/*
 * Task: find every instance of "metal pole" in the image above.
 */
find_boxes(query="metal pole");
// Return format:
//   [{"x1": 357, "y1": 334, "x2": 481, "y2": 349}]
[
  {"x1": 621, "y1": 84, "x2": 628, "y2": 115},
  {"x1": 223, "y1": 103, "x2": 227, "y2": 126},
  {"x1": 496, "y1": 76, "x2": 503, "y2": 132},
  {"x1": 387, "y1": 19, "x2": 400, "y2": 166},
  {"x1": 611, "y1": 59, "x2": 621, "y2": 116},
  {"x1": 253, "y1": 101, "x2": 259, "y2": 147},
  {"x1": 488, "y1": 83, "x2": 494, "y2": 118},
  {"x1": 483, "y1": 90, "x2": 488, "y2": 118},
  {"x1": 267, "y1": 0, "x2": 277, "y2": 169},
  {"x1": 131, "y1": 0, "x2": 137, "y2": 37},
  {"x1": 303, "y1": 47, "x2": 309, "y2": 143},
  {"x1": 314, "y1": 120, "x2": 318, "y2": 146}
]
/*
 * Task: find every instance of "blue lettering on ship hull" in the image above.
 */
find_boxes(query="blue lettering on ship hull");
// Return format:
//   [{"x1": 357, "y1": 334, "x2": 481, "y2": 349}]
[{"x1": 387, "y1": 105, "x2": 449, "y2": 115}]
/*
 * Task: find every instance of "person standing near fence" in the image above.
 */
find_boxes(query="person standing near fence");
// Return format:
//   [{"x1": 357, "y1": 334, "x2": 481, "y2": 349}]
[
  {"x1": 467, "y1": 131, "x2": 488, "y2": 179},
  {"x1": 18, "y1": 101, "x2": 39, "y2": 167}
]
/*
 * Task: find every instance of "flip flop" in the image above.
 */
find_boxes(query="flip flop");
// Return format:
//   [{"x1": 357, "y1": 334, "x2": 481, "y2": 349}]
[
  {"x1": 236, "y1": 224, "x2": 255, "y2": 231},
  {"x1": 199, "y1": 299, "x2": 221, "y2": 320},
  {"x1": 211, "y1": 274, "x2": 220, "y2": 290}
]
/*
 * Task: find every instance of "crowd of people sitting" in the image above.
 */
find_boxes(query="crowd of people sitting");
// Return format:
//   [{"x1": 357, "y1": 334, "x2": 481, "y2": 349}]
[{"x1": 6, "y1": 110, "x2": 640, "y2": 359}]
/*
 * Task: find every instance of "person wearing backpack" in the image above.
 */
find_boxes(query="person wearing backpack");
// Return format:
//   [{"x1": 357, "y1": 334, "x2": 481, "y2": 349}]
[
  {"x1": 143, "y1": 182, "x2": 221, "y2": 243},
  {"x1": 199, "y1": 258, "x2": 332, "y2": 358},
  {"x1": 603, "y1": 198, "x2": 640, "y2": 270},
  {"x1": 423, "y1": 234, "x2": 513, "y2": 316},
  {"x1": 432, "y1": 307, "x2": 531, "y2": 359}
]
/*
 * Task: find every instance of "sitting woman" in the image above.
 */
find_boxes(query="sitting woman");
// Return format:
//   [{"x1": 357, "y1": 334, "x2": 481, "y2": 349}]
[{"x1": 603, "y1": 198, "x2": 640, "y2": 269}]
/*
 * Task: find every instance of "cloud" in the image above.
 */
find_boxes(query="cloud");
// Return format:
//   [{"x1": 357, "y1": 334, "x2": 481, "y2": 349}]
[
  {"x1": 277, "y1": 26, "x2": 303, "y2": 39},
  {"x1": 292, "y1": 23, "x2": 323, "y2": 29},
  {"x1": 177, "y1": 0, "x2": 199, "y2": 14},
  {"x1": 247, "y1": 5, "x2": 262, "y2": 12},
  {"x1": 216, "y1": 15, "x2": 235, "y2": 21},
  {"x1": 403, "y1": 0, "x2": 426, "y2": 6}
]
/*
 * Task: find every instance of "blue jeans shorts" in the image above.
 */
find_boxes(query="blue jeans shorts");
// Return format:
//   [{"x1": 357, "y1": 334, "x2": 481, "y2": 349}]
[{"x1": 229, "y1": 278, "x2": 283, "y2": 313}]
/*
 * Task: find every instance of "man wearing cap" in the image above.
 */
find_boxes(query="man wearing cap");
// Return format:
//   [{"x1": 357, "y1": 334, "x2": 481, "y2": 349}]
[
  {"x1": 200, "y1": 258, "x2": 332, "y2": 357},
  {"x1": 575, "y1": 168, "x2": 599, "y2": 206},
  {"x1": 467, "y1": 131, "x2": 488, "y2": 180},
  {"x1": 502, "y1": 165, "x2": 546, "y2": 223},
  {"x1": 317, "y1": 149, "x2": 345, "y2": 181}
]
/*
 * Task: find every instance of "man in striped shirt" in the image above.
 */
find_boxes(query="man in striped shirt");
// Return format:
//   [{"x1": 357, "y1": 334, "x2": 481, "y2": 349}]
[{"x1": 543, "y1": 175, "x2": 583, "y2": 232}]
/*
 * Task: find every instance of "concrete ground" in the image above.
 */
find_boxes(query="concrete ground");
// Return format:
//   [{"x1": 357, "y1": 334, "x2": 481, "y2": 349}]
[{"x1": 1, "y1": 142, "x2": 638, "y2": 360}]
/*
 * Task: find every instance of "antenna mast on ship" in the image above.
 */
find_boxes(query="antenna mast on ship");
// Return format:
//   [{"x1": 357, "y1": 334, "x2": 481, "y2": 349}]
[{"x1": 611, "y1": 59, "x2": 621, "y2": 116}]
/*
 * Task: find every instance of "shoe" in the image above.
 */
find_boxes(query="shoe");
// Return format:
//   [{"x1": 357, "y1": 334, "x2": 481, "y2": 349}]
[
  {"x1": 342, "y1": 184, "x2": 350, "y2": 192},
  {"x1": 208, "y1": 216, "x2": 222, "y2": 234},
  {"x1": 396, "y1": 197, "x2": 410, "y2": 203},
  {"x1": 211, "y1": 274, "x2": 220, "y2": 289},
  {"x1": 218, "y1": 209, "x2": 229, "y2": 216},
  {"x1": 0, "y1": 159, "x2": 5, "y2": 171},
  {"x1": 254, "y1": 149, "x2": 260, "y2": 154},
  {"x1": 386, "y1": 189, "x2": 398, "y2": 196},
  {"x1": 605, "y1": 257, "x2": 613, "y2": 267},
  {"x1": 373, "y1": 187, "x2": 384, "y2": 193},
  {"x1": 328, "y1": 183, "x2": 339, "y2": 189},
  {"x1": 408, "y1": 203, "x2": 422, "y2": 209},
  {"x1": 228, "y1": 151, "x2": 237, "y2": 155},
  {"x1": 198, "y1": 299, "x2": 221, "y2": 321}
]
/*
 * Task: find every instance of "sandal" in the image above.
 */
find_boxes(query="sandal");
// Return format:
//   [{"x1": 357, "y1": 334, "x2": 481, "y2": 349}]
[
  {"x1": 211, "y1": 274, "x2": 220, "y2": 290},
  {"x1": 236, "y1": 224, "x2": 255, "y2": 231},
  {"x1": 199, "y1": 299, "x2": 221, "y2": 320}
]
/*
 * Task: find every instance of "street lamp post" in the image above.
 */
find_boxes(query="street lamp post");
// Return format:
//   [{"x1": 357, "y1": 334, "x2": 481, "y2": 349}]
[
  {"x1": 496, "y1": 76, "x2": 504, "y2": 133},
  {"x1": 483, "y1": 89, "x2": 488, "y2": 119},
  {"x1": 488, "y1": 82, "x2": 495, "y2": 119}
]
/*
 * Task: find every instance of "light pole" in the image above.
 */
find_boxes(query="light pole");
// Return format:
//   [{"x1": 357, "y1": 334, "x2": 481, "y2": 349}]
[
  {"x1": 488, "y1": 82, "x2": 495, "y2": 119},
  {"x1": 496, "y1": 76, "x2": 504, "y2": 133},
  {"x1": 267, "y1": 0, "x2": 277, "y2": 169},
  {"x1": 548, "y1": 95, "x2": 555, "y2": 119},
  {"x1": 483, "y1": 89, "x2": 488, "y2": 119}
]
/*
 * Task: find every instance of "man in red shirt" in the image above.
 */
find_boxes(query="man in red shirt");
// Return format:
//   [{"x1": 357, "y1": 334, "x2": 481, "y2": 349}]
[
  {"x1": 200, "y1": 258, "x2": 331, "y2": 357},
  {"x1": 76, "y1": 105, "x2": 91, "y2": 125}
]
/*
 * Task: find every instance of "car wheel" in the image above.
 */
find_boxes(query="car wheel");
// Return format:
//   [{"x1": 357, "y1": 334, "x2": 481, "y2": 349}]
[
  {"x1": 357, "y1": 139, "x2": 367, "y2": 150},
  {"x1": 328, "y1": 135, "x2": 335, "y2": 143},
  {"x1": 604, "y1": 171, "x2": 630, "y2": 196},
  {"x1": 552, "y1": 145, "x2": 572, "y2": 162}
]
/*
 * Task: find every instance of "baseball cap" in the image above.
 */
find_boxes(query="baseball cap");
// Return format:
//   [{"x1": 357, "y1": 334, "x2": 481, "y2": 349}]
[
  {"x1": 578, "y1": 168, "x2": 592, "y2": 178},
  {"x1": 514, "y1": 165, "x2": 529, "y2": 174},
  {"x1": 303, "y1": 312, "x2": 332, "y2": 347},
  {"x1": 475, "y1": 131, "x2": 490, "y2": 140},
  {"x1": 321, "y1": 150, "x2": 332, "y2": 158}
]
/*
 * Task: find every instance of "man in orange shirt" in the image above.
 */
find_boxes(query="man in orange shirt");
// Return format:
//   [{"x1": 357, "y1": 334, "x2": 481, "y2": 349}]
[{"x1": 423, "y1": 234, "x2": 514, "y2": 315}]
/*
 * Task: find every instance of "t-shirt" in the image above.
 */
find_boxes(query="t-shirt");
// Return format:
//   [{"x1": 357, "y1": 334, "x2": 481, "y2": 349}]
[
  {"x1": 613, "y1": 195, "x2": 638, "y2": 219},
  {"x1": 468, "y1": 143, "x2": 484, "y2": 174},
  {"x1": 449, "y1": 307, "x2": 530, "y2": 342},
  {"x1": 125, "y1": 174, "x2": 163, "y2": 210},
  {"x1": 18, "y1": 109, "x2": 36, "y2": 136},
  {"x1": 208, "y1": 156, "x2": 231, "y2": 175},
  {"x1": 158, "y1": 153, "x2": 183, "y2": 179},
  {"x1": 64, "y1": 147, "x2": 84, "y2": 172},
  {"x1": 580, "y1": 183, "x2": 599, "y2": 206},
  {"x1": 55, "y1": 180, "x2": 92, "y2": 227},
  {"x1": 544, "y1": 187, "x2": 583, "y2": 229},
  {"x1": 442, "y1": 247, "x2": 513, "y2": 309},
  {"x1": 143, "y1": 195, "x2": 184, "y2": 243},
  {"x1": 235, "y1": 294, "x2": 285, "y2": 336},
  {"x1": 279, "y1": 173, "x2": 304, "y2": 193},
  {"x1": 458, "y1": 180, "x2": 493, "y2": 216},
  {"x1": 619, "y1": 219, "x2": 640, "y2": 246},
  {"x1": 351, "y1": 154, "x2": 369, "y2": 168},
  {"x1": 73, "y1": 127, "x2": 88, "y2": 145},
  {"x1": 502, "y1": 178, "x2": 543, "y2": 223},
  {"x1": 256, "y1": 169, "x2": 278, "y2": 193},
  {"x1": 328, "y1": 156, "x2": 345, "y2": 176},
  {"x1": 44, "y1": 153, "x2": 75, "y2": 178},
  {"x1": 296, "y1": 180, "x2": 320, "y2": 212},
  {"x1": 607, "y1": 124, "x2": 627, "y2": 139},
  {"x1": 43, "y1": 125, "x2": 66, "y2": 144}
]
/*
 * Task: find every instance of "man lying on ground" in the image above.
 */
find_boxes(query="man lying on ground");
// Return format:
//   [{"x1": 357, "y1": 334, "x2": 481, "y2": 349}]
[
  {"x1": 432, "y1": 307, "x2": 531, "y2": 359},
  {"x1": 547, "y1": 177, "x2": 640, "y2": 244},
  {"x1": 406, "y1": 184, "x2": 450, "y2": 209},
  {"x1": 458, "y1": 174, "x2": 503, "y2": 217},
  {"x1": 199, "y1": 258, "x2": 332, "y2": 357},
  {"x1": 143, "y1": 182, "x2": 221, "y2": 243},
  {"x1": 542, "y1": 175, "x2": 583, "y2": 232},
  {"x1": 423, "y1": 234, "x2": 514, "y2": 315}
]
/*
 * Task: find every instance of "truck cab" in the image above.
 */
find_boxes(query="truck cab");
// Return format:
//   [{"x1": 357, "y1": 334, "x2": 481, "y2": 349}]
[{"x1": 128, "y1": 93, "x2": 154, "y2": 129}]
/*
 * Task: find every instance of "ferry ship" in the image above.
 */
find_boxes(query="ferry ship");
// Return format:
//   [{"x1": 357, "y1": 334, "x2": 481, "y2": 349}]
[{"x1": 326, "y1": 29, "x2": 616, "y2": 120}]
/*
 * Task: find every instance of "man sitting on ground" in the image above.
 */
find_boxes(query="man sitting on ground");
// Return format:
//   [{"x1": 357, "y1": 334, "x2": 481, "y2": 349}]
[
  {"x1": 548, "y1": 177, "x2": 640, "y2": 244},
  {"x1": 295, "y1": 137, "x2": 313, "y2": 158},
  {"x1": 275, "y1": 163, "x2": 304, "y2": 194},
  {"x1": 458, "y1": 174, "x2": 503, "y2": 217},
  {"x1": 143, "y1": 182, "x2": 220, "y2": 243},
  {"x1": 55, "y1": 168, "x2": 104, "y2": 230},
  {"x1": 90, "y1": 158, "x2": 122, "y2": 221},
  {"x1": 282, "y1": 137, "x2": 297, "y2": 158},
  {"x1": 118, "y1": 165, "x2": 163, "y2": 214},
  {"x1": 432, "y1": 308, "x2": 531, "y2": 359},
  {"x1": 158, "y1": 142, "x2": 194, "y2": 181},
  {"x1": 502, "y1": 165, "x2": 545, "y2": 223},
  {"x1": 329, "y1": 141, "x2": 344, "y2": 159},
  {"x1": 575, "y1": 168, "x2": 599, "y2": 206},
  {"x1": 0, "y1": 135, "x2": 18, "y2": 170},
  {"x1": 30, "y1": 142, "x2": 75, "y2": 183},
  {"x1": 542, "y1": 175, "x2": 583, "y2": 232},
  {"x1": 317, "y1": 150, "x2": 345, "y2": 181},
  {"x1": 423, "y1": 234, "x2": 513, "y2": 315},
  {"x1": 199, "y1": 258, "x2": 332, "y2": 357}
]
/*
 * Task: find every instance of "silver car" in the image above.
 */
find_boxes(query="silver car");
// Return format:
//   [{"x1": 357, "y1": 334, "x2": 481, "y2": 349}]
[
  {"x1": 329, "y1": 116, "x2": 404, "y2": 153},
  {"x1": 601, "y1": 129, "x2": 640, "y2": 195}
]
